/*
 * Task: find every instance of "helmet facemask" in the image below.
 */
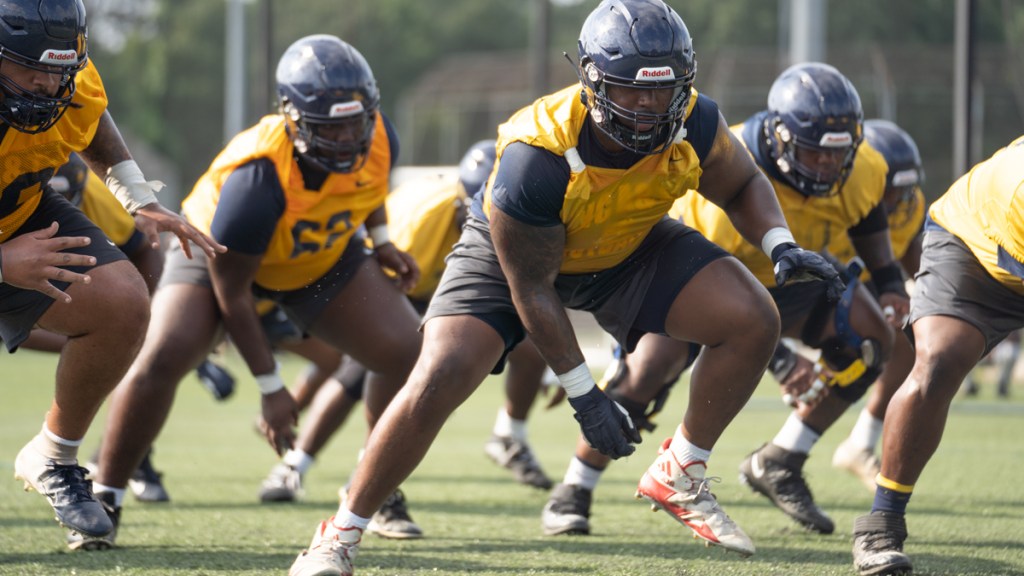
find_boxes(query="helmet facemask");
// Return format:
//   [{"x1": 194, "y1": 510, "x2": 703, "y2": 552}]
[
  {"x1": 767, "y1": 117, "x2": 861, "y2": 198},
  {"x1": 0, "y1": 48, "x2": 85, "y2": 134},
  {"x1": 282, "y1": 97, "x2": 377, "y2": 174},
  {"x1": 578, "y1": 57, "x2": 693, "y2": 155}
]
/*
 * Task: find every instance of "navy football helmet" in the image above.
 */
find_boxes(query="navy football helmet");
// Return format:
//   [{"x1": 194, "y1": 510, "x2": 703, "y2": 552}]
[
  {"x1": 764, "y1": 62, "x2": 863, "y2": 197},
  {"x1": 575, "y1": 0, "x2": 696, "y2": 155},
  {"x1": 50, "y1": 151, "x2": 88, "y2": 205},
  {"x1": 864, "y1": 119, "x2": 923, "y2": 225},
  {"x1": 0, "y1": 0, "x2": 88, "y2": 133},
  {"x1": 276, "y1": 34, "x2": 379, "y2": 173},
  {"x1": 457, "y1": 139, "x2": 496, "y2": 197}
]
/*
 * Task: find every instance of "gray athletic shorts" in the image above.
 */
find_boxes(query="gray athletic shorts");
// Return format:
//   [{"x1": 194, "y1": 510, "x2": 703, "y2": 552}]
[
  {"x1": 159, "y1": 232, "x2": 370, "y2": 333},
  {"x1": 911, "y1": 228, "x2": 1024, "y2": 355},
  {"x1": 0, "y1": 190, "x2": 128, "y2": 351},
  {"x1": 423, "y1": 215, "x2": 728, "y2": 373}
]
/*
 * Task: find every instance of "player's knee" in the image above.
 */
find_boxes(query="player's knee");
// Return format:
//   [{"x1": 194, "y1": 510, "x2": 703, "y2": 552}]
[
  {"x1": 747, "y1": 290, "x2": 782, "y2": 347},
  {"x1": 912, "y1": 344, "x2": 978, "y2": 398},
  {"x1": 92, "y1": 272, "x2": 150, "y2": 343}
]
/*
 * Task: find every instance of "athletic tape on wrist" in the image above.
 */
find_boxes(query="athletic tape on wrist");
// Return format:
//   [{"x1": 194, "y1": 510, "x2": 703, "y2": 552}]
[
  {"x1": 255, "y1": 370, "x2": 285, "y2": 395},
  {"x1": 557, "y1": 364, "x2": 596, "y2": 399},
  {"x1": 761, "y1": 227, "x2": 796, "y2": 258},
  {"x1": 369, "y1": 224, "x2": 391, "y2": 248},
  {"x1": 105, "y1": 160, "x2": 164, "y2": 215}
]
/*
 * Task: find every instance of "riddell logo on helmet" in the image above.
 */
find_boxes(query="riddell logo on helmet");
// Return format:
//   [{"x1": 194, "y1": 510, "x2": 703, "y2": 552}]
[
  {"x1": 635, "y1": 67, "x2": 675, "y2": 80},
  {"x1": 40, "y1": 49, "x2": 78, "y2": 64},
  {"x1": 818, "y1": 132, "x2": 854, "y2": 147},
  {"x1": 329, "y1": 101, "x2": 364, "y2": 118}
]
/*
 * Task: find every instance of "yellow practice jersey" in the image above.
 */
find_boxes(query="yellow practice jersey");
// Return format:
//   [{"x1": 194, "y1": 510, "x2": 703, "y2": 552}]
[
  {"x1": 183, "y1": 114, "x2": 391, "y2": 291},
  {"x1": 386, "y1": 173, "x2": 464, "y2": 302},
  {"x1": 671, "y1": 123, "x2": 888, "y2": 287},
  {"x1": 483, "y1": 84, "x2": 704, "y2": 274},
  {"x1": 929, "y1": 136, "x2": 1024, "y2": 295},
  {"x1": 827, "y1": 186, "x2": 925, "y2": 276},
  {"x1": 77, "y1": 171, "x2": 135, "y2": 247},
  {"x1": 0, "y1": 61, "x2": 107, "y2": 241}
]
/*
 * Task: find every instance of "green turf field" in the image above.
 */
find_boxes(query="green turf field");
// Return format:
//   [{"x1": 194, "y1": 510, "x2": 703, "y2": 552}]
[{"x1": 2, "y1": 348, "x2": 1023, "y2": 575}]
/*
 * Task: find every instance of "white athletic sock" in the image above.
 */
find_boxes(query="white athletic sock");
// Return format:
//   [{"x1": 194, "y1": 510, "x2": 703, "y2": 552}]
[
  {"x1": 92, "y1": 484, "x2": 126, "y2": 507},
  {"x1": 492, "y1": 408, "x2": 528, "y2": 443},
  {"x1": 283, "y1": 449, "x2": 315, "y2": 474},
  {"x1": 668, "y1": 426, "x2": 711, "y2": 479},
  {"x1": 847, "y1": 408, "x2": 883, "y2": 451},
  {"x1": 772, "y1": 412, "x2": 821, "y2": 454},
  {"x1": 333, "y1": 506, "x2": 371, "y2": 531},
  {"x1": 561, "y1": 456, "x2": 604, "y2": 491}
]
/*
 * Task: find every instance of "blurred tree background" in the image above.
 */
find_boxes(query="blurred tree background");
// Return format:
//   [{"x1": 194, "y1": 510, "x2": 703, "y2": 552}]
[{"x1": 82, "y1": 0, "x2": 1024, "y2": 207}]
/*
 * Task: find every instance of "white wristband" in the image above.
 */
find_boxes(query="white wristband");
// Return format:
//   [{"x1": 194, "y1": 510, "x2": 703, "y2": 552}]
[
  {"x1": 557, "y1": 363, "x2": 596, "y2": 399},
  {"x1": 369, "y1": 224, "x2": 391, "y2": 248},
  {"x1": 255, "y1": 370, "x2": 285, "y2": 395},
  {"x1": 105, "y1": 159, "x2": 164, "y2": 215},
  {"x1": 761, "y1": 226, "x2": 796, "y2": 258}
]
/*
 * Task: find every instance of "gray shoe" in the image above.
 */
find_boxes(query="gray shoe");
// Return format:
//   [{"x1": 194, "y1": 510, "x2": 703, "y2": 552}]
[
  {"x1": 738, "y1": 443, "x2": 835, "y2": 534},
  {"x1": 129, "y1": 449, "x2": 170, "y2": 503},
  {"x1": 67, "y1": 491, "x2": 120, "y2": 551},
  {"x1": 14, "y1": 445, "x2": 113, "y2": 538},
  {"x1": 259, "y1": 463, "x2": 304, "y2": 503},
  {"x1": 485, "y1": 435, "x2": 554, "y2": 490},
  {"x1": 367, "y1": 489, "x2": 422, "y2": 539},
  {"x1": 542, "y1": 483, "x2": 592, "y2": 535},
  {"x1": 852, "y1": 511, "x2": 913, "y2": 575}
]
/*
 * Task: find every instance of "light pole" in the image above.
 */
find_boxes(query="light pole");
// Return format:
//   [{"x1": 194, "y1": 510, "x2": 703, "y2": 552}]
[{"x1": 224, "y1": 0, "x2": 255, "y2": 143}]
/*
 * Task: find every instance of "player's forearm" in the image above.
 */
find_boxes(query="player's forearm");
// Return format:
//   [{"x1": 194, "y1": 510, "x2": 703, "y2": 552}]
[
  {"x1": 219, "y1": 296, "x2": 277, "y2": 377},
  {"x1": 79, "y1": 111, "x2": 132, "y2": 173},
  {"x1": 490, "y1": 209, "x2": 582, "y2": 373},
  {"x1": 723, "y1": 177, "x2": 791, "y2": 251},
  {"x1": 511, "y1": 286, "x2": 585, "y2": 375}
]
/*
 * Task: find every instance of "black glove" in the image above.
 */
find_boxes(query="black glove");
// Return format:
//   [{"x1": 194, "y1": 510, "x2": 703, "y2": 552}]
[
  {"x1": 567, "y1": 386, "x2": 642, "y2": 459},
  {"x1": 772, "y1": 242, "x2": 845, "y2": 302}
]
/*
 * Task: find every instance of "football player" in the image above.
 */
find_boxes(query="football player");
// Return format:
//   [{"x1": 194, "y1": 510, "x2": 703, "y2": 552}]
[
  {"x1": 259, "y1": 141, "x2": 554, "y2": 523},
  {"x1": 3, "y1": 0, "x2": 221, "y2": 550},
  {"x1": 853, "y1": 135, "x2": 1024, "y2": 576},
  {"x1": 677, "y1": 63, "x2": 908, "y2": 535},
  {"x1": 289, "y1": 2, "x2": 841, "y2": 573},
  {"x1": 82, "y1": 35, "x2": 423, "y2": 550},
  {"x1": 543, "y1": 63, "x2": 904, "y2": 539}
]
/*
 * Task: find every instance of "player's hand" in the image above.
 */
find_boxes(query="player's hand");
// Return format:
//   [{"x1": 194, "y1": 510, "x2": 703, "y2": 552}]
[
  {"x1": 133, "y1": 203, "x2": 226, "y2": 260},
  {"x1": 0, "y1": 222, "x2": 96, "y2": 303},
  {"x1": 779, "y1": 355, "x2": 830, "y2": 409},
  {"x1": 568, "y1": 386, "x2": 641, "y2": 459},
  {"x1": 773, "y1": 244, "x2": 844, "y2": 302},
  {"x1": 375, "y1": 243, "x2": 420, "y2": 293},
  {"x1": 879, "y1": 292, "x2": 910, "y2": 328},
  {"x1": 260, "y1": 388, "x2": 297, "y2": 456}
]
